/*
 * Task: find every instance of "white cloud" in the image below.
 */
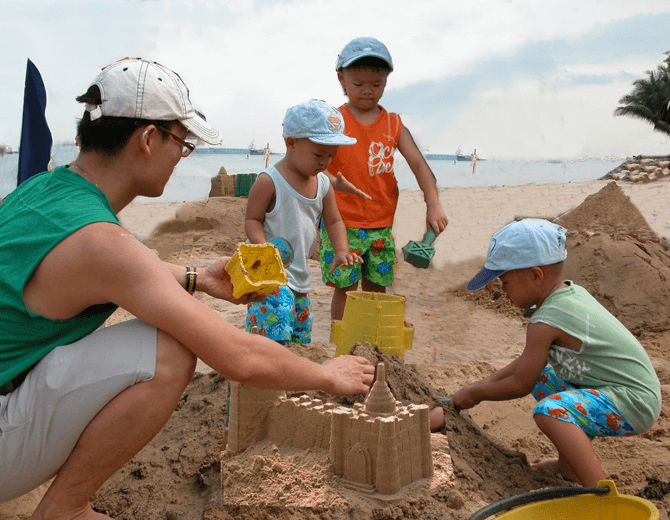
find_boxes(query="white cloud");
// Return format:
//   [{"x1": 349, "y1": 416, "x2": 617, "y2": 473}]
[{"x1": 2, "y1": 0, "x2": 669, "y2": 158}]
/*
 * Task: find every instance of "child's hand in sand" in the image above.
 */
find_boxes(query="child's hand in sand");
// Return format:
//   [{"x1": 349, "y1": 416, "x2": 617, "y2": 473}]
[
  {"x1": 451, "y1": 385, "x2": 482, "y2": 411},
  {"x1": 328, "y1": 250, "x2": 364, "y2": 274}
]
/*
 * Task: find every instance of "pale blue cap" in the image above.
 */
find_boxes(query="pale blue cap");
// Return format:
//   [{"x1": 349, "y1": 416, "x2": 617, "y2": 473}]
[
  {"x1": 336, "y1": 37, "x2": 393, "y2": 71},
  {"x1": 466, "y1": 218, "x2": 568, "y2": 291},
  {"x1": 282, "y1": 100, "x2": 357, "y2": 146}
]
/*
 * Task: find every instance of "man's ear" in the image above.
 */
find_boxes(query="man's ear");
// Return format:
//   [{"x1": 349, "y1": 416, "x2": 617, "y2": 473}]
[
  {"x1": 285, "y1": 136, "x2": 297, "y2": 151},
  {"x1": 137, "y1": 125, "x2": 158, "y2": 155}
]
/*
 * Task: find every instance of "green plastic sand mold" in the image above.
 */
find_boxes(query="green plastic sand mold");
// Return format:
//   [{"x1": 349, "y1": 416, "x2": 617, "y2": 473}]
[{"x1": 402, "y1": 227, "x2": 437, "y2": 269}]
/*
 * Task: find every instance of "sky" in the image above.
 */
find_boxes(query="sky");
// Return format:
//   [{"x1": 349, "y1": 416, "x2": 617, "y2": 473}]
[{"x1": 1, "y1": 0, "x2": 669, "y2": 160}]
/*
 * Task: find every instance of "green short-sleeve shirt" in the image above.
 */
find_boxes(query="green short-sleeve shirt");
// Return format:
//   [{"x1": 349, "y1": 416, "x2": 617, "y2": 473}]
[
  {"x1": 0, "y1": 166, "x2": 119, "y2": 385},
  {"x1": 530, "y1": 281, "x2": 661, "y2": 433}
]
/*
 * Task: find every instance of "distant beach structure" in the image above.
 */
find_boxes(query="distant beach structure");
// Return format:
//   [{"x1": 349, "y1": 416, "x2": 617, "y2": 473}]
[
  {"x1": 424, "y1": 153, "x2": 457, "y2": 160},
  {"x1": 0, "y1": 144, "x2": 630, "y2": 203}
]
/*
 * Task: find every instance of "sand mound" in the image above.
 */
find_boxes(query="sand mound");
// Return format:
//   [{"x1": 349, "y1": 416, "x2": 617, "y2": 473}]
[
  {"x1": 556, "y1": 182, "x2": 670, "y2": 335},
  {"x1": 91, "y1": 371, "x2": 227, "y2": 519},
  {"x1": 554, "y1": 181, "x2": 657, "y2": 239},
  {"x1": 563, "y1": 231, "x2": 670, "y2": 335},
  {"x1": 142, "y1": 196, "x2": 248, "y2": 263},
  {"x1": 453, "y1": 280, "x2": 525, "y2": 320}
]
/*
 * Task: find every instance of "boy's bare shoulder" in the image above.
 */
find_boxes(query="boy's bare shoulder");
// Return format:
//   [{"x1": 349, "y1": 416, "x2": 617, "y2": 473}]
[
  {"x1": 250, "y1": 171, "x2": 275, "y2": 190},
  {"x1": 246, "y1": 172, "x2": 276, "y2": 205}
]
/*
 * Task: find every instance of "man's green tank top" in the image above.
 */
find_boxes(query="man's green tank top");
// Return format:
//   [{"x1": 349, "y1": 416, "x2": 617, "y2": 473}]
[
  {"x1": 530, "y1": 281, "x2": 661, "y2": 433},
  {"x1": 0, "y1": 166, "x2": 119, "y2": 385}
]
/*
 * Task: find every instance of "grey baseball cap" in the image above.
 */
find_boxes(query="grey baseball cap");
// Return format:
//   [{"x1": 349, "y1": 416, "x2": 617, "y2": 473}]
[
  {"x1": 336, "y1": 37, "x2": 393, "y2": 71},
  {"x1": 466, "y1": 219, "x2": 568, "y2": 291}
]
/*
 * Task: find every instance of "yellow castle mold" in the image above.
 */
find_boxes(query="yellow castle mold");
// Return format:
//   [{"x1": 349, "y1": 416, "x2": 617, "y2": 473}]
[
  {"x1": 331, "y1": 291, "x2": 414, "y2": 358},
  {"x1": 225, "y1": 242, "x2": 287, "y2": 299}
]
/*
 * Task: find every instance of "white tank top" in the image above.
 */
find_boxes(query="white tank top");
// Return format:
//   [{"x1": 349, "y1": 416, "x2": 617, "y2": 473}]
[{"x1": 262, "y1": 166, "x2": 330, "y2": 293}]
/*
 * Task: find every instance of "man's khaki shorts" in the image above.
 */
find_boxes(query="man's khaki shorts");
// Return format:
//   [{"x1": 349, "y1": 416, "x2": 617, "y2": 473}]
[{"x1": 0, "y1": 319, "x2": 157, "y2": 502}]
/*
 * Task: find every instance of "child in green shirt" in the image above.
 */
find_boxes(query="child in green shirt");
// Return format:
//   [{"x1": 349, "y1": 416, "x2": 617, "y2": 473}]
[{"x1": 452, "y1": 218, "x2": 661, "y2": 487}]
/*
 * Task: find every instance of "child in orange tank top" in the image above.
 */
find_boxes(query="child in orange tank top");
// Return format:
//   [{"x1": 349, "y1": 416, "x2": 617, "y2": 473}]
[{"x1": 320, "y1": 37, "x2": 449, "y2": 322}]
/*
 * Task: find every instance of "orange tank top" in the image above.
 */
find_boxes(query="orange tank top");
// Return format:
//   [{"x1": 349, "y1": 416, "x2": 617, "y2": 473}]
[{"x1": 328, "y1": 104, "x2": 403, "y2": 228}]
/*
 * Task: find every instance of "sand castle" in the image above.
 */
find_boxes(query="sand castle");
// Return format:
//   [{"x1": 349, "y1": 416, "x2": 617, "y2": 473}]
[{"x1": 225, "y1": 362, "x2": 433, "y2": 495}]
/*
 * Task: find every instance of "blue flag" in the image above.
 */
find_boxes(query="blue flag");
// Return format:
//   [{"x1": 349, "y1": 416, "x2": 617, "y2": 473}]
[{"x1": 17, "y1": 59, "x2": 53, "y2": 186}]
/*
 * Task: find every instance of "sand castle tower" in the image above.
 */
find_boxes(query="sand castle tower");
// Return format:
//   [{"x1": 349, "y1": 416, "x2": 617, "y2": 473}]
[{"x1": 226, "y1": 381, "x2": 285, "y2": 454}]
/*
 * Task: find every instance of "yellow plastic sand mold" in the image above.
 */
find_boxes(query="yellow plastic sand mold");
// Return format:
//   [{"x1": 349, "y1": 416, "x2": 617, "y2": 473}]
[
  {"x1": 225, "y1": 242, "x2": 288, "y2": 299},
  {"x1": 332, "y1": 291, "x2": 413, "y2": 358},
  {"x1": 470, "y1": 480, "x2": 658, "y2": 520}
]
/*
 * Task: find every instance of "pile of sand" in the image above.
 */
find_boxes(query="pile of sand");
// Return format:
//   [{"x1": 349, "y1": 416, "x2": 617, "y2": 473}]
[
  {"x1": 555, "y1": 182, "x2": 670, "y2": 336},
  {"x1": 141, "y1": 197, "x2": 249, "y2": 264}
]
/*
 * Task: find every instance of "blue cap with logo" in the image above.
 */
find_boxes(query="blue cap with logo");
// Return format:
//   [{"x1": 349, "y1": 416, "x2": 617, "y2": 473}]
[
  {"x1": 336, "y1": 37, "x2": 393, "y2": 71},
  {"x1": 282, "y1": 100, "x2": 357, "y2": 146},
  {"x1": 466, "y1": 218, "x2": 568, "y2": 291}
]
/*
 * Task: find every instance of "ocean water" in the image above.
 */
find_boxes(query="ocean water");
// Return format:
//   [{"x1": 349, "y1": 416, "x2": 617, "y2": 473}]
[{"x1": 0, "y1": 145, "x2": 623, "y2": 203}]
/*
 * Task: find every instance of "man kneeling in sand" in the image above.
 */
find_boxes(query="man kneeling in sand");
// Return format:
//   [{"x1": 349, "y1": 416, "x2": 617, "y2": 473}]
[
  {"x1": 0, "y1": 58, "x2": 374, "y2": 519},
  {"x1": 450, "y1": 218, "x2": 661, "y2": 487}
]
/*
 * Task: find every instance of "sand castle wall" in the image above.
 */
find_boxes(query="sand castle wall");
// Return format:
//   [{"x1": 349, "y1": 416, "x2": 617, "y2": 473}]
[
  {"x1": 226, "y1": 382, "x2": 285, "y2": 454},
  {"x1": 267, "y1": 395, "x2": 336, "y2": 450}
]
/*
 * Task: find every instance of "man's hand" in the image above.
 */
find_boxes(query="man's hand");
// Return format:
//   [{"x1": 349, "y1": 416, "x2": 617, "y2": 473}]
[
  {"x1": 320, "y1": 355, "x2": 375, "y2": 395},
  {"x1": 200, "y1": 257, "x2": 264, "y2": 304}
]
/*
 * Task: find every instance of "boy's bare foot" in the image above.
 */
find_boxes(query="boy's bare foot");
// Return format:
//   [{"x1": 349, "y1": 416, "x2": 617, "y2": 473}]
[{"x1": 530, "y1": 457, "x2": 579, "y2": 482}]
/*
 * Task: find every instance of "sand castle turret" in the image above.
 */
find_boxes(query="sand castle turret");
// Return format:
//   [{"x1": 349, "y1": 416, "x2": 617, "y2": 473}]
[{"x1": 363, "y1": 363, "x2": 397, "y2": 416}]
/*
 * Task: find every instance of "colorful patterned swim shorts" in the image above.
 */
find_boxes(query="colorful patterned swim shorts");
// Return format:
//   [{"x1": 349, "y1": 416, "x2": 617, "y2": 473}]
[
  {"x1": 246, "y1": 285, "x2": 312, "y2": 344},
  {"x1": 319, "y1": 224, "x2": 395, "y2": 289},
  {"x1": 532, "y1": 366, "x2": 638, "y2": 439}
]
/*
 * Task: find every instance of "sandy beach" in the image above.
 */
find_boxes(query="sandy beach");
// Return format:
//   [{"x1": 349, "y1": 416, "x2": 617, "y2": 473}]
[{"x1": 3, "y1": 178, "x2": 670, "y2": 519}]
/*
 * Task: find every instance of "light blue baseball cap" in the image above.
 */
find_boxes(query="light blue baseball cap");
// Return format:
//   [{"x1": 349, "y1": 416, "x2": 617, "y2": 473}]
[
  {"x1": 282, "y1": 100, "x2": 357, "y2": 146},
  {"x1": 466, "y1": 218, "x2": 568, "y2": 291},
  {"x1": 336, "y1": 37, "x2": 393, "y2": 71}
]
